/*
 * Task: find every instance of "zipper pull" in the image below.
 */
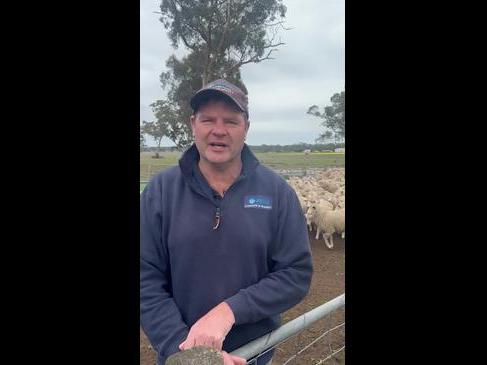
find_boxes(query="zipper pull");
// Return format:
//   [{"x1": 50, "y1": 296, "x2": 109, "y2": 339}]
[{"x1": 213, "y1": 207, "x2": 221, "y2": 230}]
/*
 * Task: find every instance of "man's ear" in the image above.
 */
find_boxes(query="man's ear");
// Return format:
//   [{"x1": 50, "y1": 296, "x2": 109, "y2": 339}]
[
  {"x1": 245, "y1": 120, "x2": 250, "y2": 132},
  {"x1": 190, "y1": 115, "x2": 196, "y2": 129}
]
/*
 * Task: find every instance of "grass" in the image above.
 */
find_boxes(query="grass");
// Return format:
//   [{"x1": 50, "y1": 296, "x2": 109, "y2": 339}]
[
  {"x1": 255, "y1": 152, "x2": 344, "y2": 170},
  {"x1": 140, "y1": 151, "x2": 182, "y2": 181},
  {"x1": 140, "y1": 150, "x2": 344, "y2": 191}
]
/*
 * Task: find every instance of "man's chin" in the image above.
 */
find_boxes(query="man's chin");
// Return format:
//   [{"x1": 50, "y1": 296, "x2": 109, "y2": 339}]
[
  {"x1": 205, "y1": 149, "x2": 229, "y2": 160},
  {"x1": 203, "y1": 152, "x2": 233, "y2": 166},
  {"x1": 207, "y1": 156, "x2": 230, "y2": 165}
]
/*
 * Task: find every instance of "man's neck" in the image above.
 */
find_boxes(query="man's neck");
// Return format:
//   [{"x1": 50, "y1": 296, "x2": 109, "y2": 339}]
[{"x1": 198, "y1": 158, "x2": 242, "y2": 196}]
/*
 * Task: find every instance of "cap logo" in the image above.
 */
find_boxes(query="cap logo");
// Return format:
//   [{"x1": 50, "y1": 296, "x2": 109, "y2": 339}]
[{"x1": 212, "y1": 83, "x2": 236, "y2": 95}]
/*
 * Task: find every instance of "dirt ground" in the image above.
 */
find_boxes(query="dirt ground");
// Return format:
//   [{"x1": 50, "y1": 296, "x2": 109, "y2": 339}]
[{"x1": 140, "y1": 232, "x2": 345, "y2": 365}]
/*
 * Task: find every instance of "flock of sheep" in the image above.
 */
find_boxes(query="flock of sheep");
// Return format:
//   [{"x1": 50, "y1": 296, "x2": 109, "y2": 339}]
[{"x1": 287, "y1": 168, "x2": 345, "y2": 249}]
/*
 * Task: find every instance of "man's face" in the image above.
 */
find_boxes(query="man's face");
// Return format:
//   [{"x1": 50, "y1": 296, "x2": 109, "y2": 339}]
[{"x1": 190, "y1": 100, "x2": 249, "y2": 168}]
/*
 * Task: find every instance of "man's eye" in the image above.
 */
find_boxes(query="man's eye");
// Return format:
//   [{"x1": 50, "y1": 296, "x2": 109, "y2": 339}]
[{"x1": 226, "y1": 120, "x2": 238, "y2": 125}]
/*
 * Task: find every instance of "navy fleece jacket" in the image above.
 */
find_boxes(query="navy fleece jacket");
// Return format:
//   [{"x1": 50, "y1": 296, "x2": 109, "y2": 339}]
[{"x1": 140, "y1": 144, "x2": 313, "y2": 365}]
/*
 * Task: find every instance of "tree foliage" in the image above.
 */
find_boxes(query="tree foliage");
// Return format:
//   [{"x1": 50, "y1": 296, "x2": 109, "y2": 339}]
[
  {"x1": 140, "y1": 128, "x2": 146, "y2": 148},
  {"x1": 141, "y1": 116, "x2": 169, "y2": 158},
  {"x1": 150, "y1": 0, "x2": 288, "y2": 150},
  {"x1": 307, "y1": 91, "x2": 345, "y2": 144},
  {"x1": 159, "y1": 0, "x2": 287, "y2": 85},
  {"x1": 149, "y1": 99, "x2": 192, "y2": 150}
]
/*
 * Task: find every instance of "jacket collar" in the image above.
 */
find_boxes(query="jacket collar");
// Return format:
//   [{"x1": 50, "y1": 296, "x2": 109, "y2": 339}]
[{"x1": 179, "y1": 143, "x2": 260, "y2": 181}]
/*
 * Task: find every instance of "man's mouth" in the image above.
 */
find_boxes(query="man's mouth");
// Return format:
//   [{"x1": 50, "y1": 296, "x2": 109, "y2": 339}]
[{"x1": 209, "y1": 142, "x2": 227, "y2": 148}]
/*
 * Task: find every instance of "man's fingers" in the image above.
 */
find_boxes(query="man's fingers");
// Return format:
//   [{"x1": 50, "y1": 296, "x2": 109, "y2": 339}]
[
  {"x1": 214, "y1": 338, "x2": 224, "y2": 351},
  {"x1": 194, "y1": 335, "x2": 210, "y2": 348},
  {"x1": 221, "y1": 351, "x2": 234, "y2": 365},
  {"x1": 208, "y1": 336, "x2": 223, "y2": 351},
  {"x1": 178, "y1": 340, "x2": 185, "y2": 350},
  {"x1": 229, "y1": 354, "x2": 246, "y2": 365},
  {"x1": 186, "y1": 335, "x2": 223, "y2": 351},
  {"x1": 221, "y1": 351, "x2": 246, "y2": 365},
  {"x1": 179, "y1": 337, "x2": 196, "y2": 350},
  {"x1": 180, "y1": 330, "x2": 225, "y2": 351},
  {"x1": 196, "y1": 334, "x2": 221, "y2": 349}
]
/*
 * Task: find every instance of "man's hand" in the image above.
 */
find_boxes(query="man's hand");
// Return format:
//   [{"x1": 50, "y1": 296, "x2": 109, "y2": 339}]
[
  {"x1": 179, "y1": 301, "x2": 235, "y2": 351},
  {"x1": 221, "y1": 351, "x2": 246, "y2": 365}
]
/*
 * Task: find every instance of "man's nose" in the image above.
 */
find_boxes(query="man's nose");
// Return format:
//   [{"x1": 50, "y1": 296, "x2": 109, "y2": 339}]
[{"x1": 211, "y1": 120, "x2": 227, "y2": 136}]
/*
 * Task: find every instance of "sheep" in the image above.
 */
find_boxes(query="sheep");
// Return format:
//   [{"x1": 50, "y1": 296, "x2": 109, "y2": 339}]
[
  {"x1": 336, "y1": 186, "x2": 345, "y2": 196},
  {"x1": 306, "y1": 189, "x2": 339, "y2": 209},
  {"x1": 313, "y1": 208, "x2": 345, "y2": 249},
  {"x1": 304, "y1": 202, "x2": 317, "y2": 232},
  {"x1": 335, "y1": 195, "x2": 345, "y2": 209},
  {"x1": 306, "y1": 199, "x2": 334, "y2": 234},
  {"x1": 287, "y1": 169, "x2": 345, "y2": 245},
  {"x1": 319, "y1": 180, "x2": 339, "y2": 194}
]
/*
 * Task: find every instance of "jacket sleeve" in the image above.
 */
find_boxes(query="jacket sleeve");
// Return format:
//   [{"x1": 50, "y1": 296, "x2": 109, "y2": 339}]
[
  {"x1": 140, "y1": 178, "x2": 189, "y2": 359},
  {"x1": 226, "y1": 185, "x2": 313, "y2": 325}
]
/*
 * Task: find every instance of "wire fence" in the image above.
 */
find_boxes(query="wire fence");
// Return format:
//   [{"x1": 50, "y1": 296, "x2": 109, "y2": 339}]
[
  {"x1": 140, "y1": 162, "x2": 344, "y2": 193},
  {"x1": 140, "y1": 162, "x2": 343, "y2": 181},
  {"x1": 231, "y1": 294, "x2": 345, "y2": 365},
  {"x1": 140, "y1": 150, "x2": 344, "y2": 181}
]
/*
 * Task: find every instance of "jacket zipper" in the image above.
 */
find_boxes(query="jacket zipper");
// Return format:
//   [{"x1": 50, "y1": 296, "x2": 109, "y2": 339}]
[
  {"x1": 190, "y1": 174, "x2": 247, "y2": 231},
  {"x1": 212, "y1": 174, "x2": 246, "y2": 230},
  {"x1": 212, "y1": 206, "x2": 221, "y2": 230}
]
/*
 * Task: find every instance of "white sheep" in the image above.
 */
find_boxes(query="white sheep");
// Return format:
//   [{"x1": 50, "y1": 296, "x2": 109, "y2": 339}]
[
  {"x1": 335, "y1": 194, "x2": 345, "y2": 209},
  {"x1": 319, "y1": 180, "x2": 339, "y2": 194},
  {"x1": 287, "y1": 170, "x2": 345, "y2": 246},
  {"x1": 314, "y1": 208, "x2": 345, "y2": 249},
  {"x1": 306, "y1": 199, "x2": 334, "y2": 234}
]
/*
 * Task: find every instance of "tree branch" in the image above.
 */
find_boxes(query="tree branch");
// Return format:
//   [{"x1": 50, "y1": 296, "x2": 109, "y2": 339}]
[
  {"x1": 179, "y1": 33, "x2": 197, "y2": 51},
  {"x1": 262, "y1": 41, "x2": 285, "y2": 50},
  {"x1": 216, "y1": 0, "x2": 231, "y2": 55},
  {"x1": 224, "y1": 46, "x2": 282, "y2": 73},
  {"x1": 264, "y1": 20, "x2": 293, "y2": 31}
]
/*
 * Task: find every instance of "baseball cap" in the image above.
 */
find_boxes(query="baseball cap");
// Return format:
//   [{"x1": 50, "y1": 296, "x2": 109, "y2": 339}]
[{"x1": 190, "y1": 79, "x2": 249, "y2": 118}]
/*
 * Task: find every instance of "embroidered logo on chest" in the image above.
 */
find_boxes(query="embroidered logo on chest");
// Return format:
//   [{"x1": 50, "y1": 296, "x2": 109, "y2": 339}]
[{"x1": 244, "y1": 195, "x2": 273, "y2": 210}]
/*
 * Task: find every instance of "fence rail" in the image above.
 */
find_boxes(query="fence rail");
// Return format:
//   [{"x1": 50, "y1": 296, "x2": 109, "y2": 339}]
[
  {"x1": 231, "y1": 294, "x2": 345, "y2": 363},
  {"x1": 141, "y1": 165, "x2": 343, "y2": 186}
]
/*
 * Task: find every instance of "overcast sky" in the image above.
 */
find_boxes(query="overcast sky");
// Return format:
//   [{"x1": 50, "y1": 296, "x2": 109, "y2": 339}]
[{"x1": 140, "y1": 0, "x2": 344, "y2": 147}]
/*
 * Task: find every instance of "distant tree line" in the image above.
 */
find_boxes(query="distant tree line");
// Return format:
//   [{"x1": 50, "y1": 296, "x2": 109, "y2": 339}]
[
  {"x1": 140, "y1": 142, "x2": 344, "y2": 154},
  {"x1": 248, "y1": 142, "x2": 345, "y2": 153},
  {"x1": 140, "y1": 146, "x2": 181, "y2": 153}
]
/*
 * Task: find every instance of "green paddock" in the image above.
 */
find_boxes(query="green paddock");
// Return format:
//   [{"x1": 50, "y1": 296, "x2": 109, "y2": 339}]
[{"x1": 140, "y1": 151, "x2": 344, "y2": 191}]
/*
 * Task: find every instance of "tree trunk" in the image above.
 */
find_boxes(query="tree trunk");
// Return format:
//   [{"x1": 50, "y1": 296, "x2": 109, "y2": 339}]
[{"x1": 154, "y1": 138, "x2": 163, "y2": 158}]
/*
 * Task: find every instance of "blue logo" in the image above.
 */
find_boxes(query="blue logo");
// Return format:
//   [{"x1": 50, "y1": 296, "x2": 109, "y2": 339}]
[{"x1": 244, "y1": 195, "x2": 272, "y2": 210}]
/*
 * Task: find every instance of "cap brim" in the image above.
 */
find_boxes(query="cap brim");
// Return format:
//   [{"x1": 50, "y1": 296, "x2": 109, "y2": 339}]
[{"x1": 190, "y1": 89, "x2": 247, "y2": 115}]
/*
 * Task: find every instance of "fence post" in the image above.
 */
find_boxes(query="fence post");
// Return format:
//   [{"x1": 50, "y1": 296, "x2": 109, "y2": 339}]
[{"x1": 166, "y1": 346, "x2": 223, "y2": 365}]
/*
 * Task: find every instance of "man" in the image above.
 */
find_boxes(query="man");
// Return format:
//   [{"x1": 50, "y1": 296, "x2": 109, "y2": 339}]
[{"x1": 140, "y1": 79, "x2": 313, "y2": 365}]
